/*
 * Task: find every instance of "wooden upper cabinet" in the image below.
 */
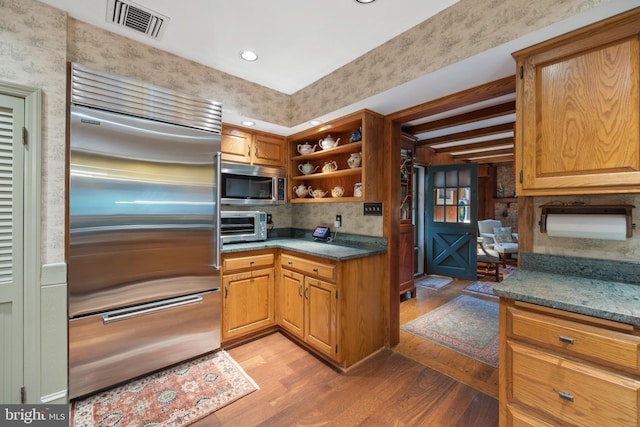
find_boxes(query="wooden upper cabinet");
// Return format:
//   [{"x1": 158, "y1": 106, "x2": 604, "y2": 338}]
[
  {"x1": 253, "y1": 133, "x2": 286, "y2": 167},
  {"x1": 221, "y1": 125, "x2": 285, "y2": 167},
  {"x1": 513, "y1": 8, "x2": 640, "y2": 196}
]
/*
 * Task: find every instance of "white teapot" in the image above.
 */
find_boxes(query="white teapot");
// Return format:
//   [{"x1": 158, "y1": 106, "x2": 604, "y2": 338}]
[
  {"x1": 322, "y1": 160, "x2": 338, "y2": 173},
  {"x1": 331, "y1": 186, "x2": 344, "y2": 198},
  {"x1": 347, "y1": 152, "x2": 362, "y2": 169},
  {"x1": 319, "y1": 135, "x2": 340, "y2": 150},
  {"x1": 311, "y1": 188, "x2": 328, "y2": 198},
  {"x1": 293, "y1": 184, "x2": 311, "y2": 198},
  {"x1": 298, "y1": 162, "x2": 318, "y2": 175},
  {"x1": 297, "y1": 142, "x2": 317, "y2": 155}
]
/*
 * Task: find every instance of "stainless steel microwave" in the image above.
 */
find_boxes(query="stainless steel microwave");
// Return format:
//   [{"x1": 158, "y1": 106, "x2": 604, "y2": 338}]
[
  {"x1": 220, "y1": 162, "x2": 286, "y2": 205},
  {"x1": 221, "y1": 211, "x2": 267, "y2": 243}
]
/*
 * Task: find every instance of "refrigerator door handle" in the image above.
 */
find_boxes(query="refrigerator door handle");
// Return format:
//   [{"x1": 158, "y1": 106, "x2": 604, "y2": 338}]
[
  {"x1": 102, "y1": 294, "x2": 204, "y2": 324},
  {"x1": 213, "y1": 152, "x2": 222, "y2": 270}
]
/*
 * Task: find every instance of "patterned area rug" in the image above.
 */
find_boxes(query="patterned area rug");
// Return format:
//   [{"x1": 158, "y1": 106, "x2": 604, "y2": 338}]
[
  {"x1": 415, "y1": 275, "x2": 453, "y2": 291},
  {"x1": 71, "y1": 350, "x2": 258, "y2": 427},
  {"x1": 464, "y1": 266, "x2": 518, "y2": 298},
  {"x1": 401, "y1": 295, "x2": 499, "y2": 367}
]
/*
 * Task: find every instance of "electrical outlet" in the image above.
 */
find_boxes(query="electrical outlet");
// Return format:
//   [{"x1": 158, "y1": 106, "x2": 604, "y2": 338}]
[
  {"x1": 363, "y1": 202, "x2": 383, "y2": 216},
  {"x1": 267, "y1": 214, "x2": 272, "y2": 224},
  {"x1": 335, "y1": 215, "x2": 342, "y2": 228}
]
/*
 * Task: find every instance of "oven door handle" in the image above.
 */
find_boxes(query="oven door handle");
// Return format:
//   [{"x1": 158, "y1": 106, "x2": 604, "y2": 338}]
[{"x1": 102, "y1": 294, "x2": 204, "y2": 324}]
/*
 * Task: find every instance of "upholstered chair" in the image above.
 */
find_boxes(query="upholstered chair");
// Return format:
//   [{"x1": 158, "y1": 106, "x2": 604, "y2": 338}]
[{"x1": 477, "y1": 219, "x2": 518, "y2": 266}]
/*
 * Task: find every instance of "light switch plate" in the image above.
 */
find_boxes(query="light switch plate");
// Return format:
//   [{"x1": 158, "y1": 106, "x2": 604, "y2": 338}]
[{"x1": 363, "y1": 202, "x2": 383, "y2": 216}]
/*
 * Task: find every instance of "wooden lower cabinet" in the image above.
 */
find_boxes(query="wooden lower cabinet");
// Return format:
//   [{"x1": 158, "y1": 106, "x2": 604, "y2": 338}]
[
  {"x1": 221, "y1": 250, "x2": 276, "y2": 341},
  {"x1": 278, "y1": 250, "x2": 385, "y2": 370},
  {"x1": 221, "y1": 248, "x2": 385, "y2": 370},
  {"x1": 279, "y1": 266, "x2": 338, "y2": 360},
  {"x1": 500, "y1": 299, "x2": 640, "y2": 427}
]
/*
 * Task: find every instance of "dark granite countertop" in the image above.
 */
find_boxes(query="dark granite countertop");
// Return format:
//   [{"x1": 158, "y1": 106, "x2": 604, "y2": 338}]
[
  {"x1": 493, "y1": 253, "x2": 640, "y2": 326},
  {"x1": 221, "y1": 229, "x2": 386, "y2": 261}
]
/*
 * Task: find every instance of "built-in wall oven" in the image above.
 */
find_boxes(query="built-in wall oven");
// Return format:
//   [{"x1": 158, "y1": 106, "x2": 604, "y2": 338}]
[{"x1": 221, "y1": 211, "x2": 268, "y2": 244}]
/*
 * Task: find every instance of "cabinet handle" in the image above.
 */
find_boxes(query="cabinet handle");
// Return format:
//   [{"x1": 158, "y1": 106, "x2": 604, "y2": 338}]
[
  {"x1": 247, "y1": 144, "x2": 251, "y2": 156},
  {"x1": 224, "y1": 285, "x2": 228, "y2": 299},
  {"x1": 288, "y1": 261, "x2": 293, "y2": 265},
  {"x1": 559, "y1": 335, "x2": 574, "y2": 345},
  {"x1": 250, "y1": 260, "x2": 255, "y2": 266},
  {"x1": 313, "y1": 268, "x2": 318, "y2": 273},
  {"x1": 304, "y1": 287, "x2": 309, "y2": 300},
  {"x1": 558, "y1": 391, "x2": 574, "y2": 402},
  {"x1": 298, "y1": 284, "x2": 303, "y2": 297}
]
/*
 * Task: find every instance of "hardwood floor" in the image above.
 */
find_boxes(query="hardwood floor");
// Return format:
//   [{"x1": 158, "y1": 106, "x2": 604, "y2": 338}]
[
  {"x1": 396, "y1": 278, "x2": 500, "y2": 399},
  {"x1": 195, "y1": 276, "x2": 499, "y2": 426}
]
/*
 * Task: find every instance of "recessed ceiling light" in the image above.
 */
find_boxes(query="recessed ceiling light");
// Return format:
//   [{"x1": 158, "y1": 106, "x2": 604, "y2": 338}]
[
  {"x1": 241, "y1": 120, "x2": 255, "y2": 127},
  {"x1": 309, "y1": 120, "x2": 322, "y2": 126},
  {"x1": 355, "y1": 0, "x2": 376, "y2": 3},
  {"x1": 240, "y1": 50, "x2": 258, "y2": 61}
]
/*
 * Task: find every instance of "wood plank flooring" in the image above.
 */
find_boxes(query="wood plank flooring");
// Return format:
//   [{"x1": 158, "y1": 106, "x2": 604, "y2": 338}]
[{"x1": 194, "y1": 276, "x2": 499, "y2": 426}]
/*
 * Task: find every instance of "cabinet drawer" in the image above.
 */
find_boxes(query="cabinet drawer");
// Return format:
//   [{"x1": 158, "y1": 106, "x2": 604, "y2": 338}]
[
  {"x1": 509, "y1": 342, "x2": 640, "y2": 427},
  {"x1": 281, "y1": 253, "x2": 335, "y2": 282},
  {"x1": 508, "y1": 306, "x2": 640, "y2": 372},
  {"x1": 506, "y1": 404, "x2": 554, "y2": 427},
  {"x1": 223, "y1": 253, "x2": 274, "y2": 271}
]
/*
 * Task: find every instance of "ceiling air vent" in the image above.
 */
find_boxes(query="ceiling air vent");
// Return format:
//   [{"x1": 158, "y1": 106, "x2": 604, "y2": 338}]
[{"x1": 106, "y1": 0, "x2": 169, "y2": 40}]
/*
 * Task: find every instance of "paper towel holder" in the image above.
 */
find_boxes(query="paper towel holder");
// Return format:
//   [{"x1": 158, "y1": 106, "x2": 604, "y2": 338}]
[{"x1": 539, "y1": 203, "x2": 635, "y2": 237}]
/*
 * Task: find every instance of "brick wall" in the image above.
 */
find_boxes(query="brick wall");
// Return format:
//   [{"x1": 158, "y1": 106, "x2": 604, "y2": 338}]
[{"x1": 494, "y1": 165, "x2": 518, "y2": 232}]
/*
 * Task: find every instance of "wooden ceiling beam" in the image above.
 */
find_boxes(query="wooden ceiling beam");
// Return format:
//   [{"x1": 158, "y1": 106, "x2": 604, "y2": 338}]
[
  {"x1": 433, "y1": 137, "x2": 513, "y2": 154},
  {"x1": 469, "y1": 155, "x2": 514, "y2": 164},
  {"x1": 404, "y1": 100, "x2": 516, "y2": 135},
  {"x1": 452, "y1": 148, "x2": 514, "y2": 161},
  {"x1": 386, "y1": 75, "x2": 516, "y2": 124},
  {"x1": 417, "y1": 122, "x2": 514, "y2": 146}
]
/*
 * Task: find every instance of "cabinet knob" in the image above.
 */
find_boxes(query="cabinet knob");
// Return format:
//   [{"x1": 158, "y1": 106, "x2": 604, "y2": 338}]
[
  {"x1": 288, "y1": 261, "x2": 293, "y2": 265},
  {"x1": 313, "y1": 268, "x2": 318, "y2": 273}
]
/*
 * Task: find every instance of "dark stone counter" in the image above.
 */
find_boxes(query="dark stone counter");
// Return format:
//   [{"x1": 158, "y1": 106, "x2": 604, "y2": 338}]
[{"x1": 493, "y1": 252, "x2": 640, "y2": 326}]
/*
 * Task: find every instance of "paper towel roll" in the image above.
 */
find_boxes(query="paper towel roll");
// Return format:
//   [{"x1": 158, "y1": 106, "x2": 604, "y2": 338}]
[{"x1": 545, "y1": 214, "x2": 627, "y2": 240}]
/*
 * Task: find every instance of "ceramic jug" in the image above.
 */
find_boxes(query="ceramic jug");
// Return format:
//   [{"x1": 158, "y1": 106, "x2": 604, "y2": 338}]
[
  {"x1": 298, "y1": 162, "x2": 318, "y2": 175},
  {"x1": 297, "y1": 142, "x2": 317, "y2": 155},
  {"x1": 331, "y1": 186, "x2": 344, "y2": 198},
  {"x1": 319, "y1": 135, "x2": 340, "y2": 150},
  {"x1": 354, "y1": 182, "x2": 363, "y2": 198},
  {"x1": 293, "y1": 184, "x2": 311, "y2": 198},
  {"x1": 347, "y1": 152, "x2": 362, "y2": 169},
  {"x1": 322, "y1": 160, "x2": 338, "y2": 173},
  {"x1": 311, "y1": 189, "x2": 327, "y2": 198}
]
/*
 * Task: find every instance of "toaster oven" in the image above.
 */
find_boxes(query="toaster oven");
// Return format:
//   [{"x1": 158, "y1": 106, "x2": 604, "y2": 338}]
[{"x1": 221, "y1": 211, "x2": 268, "y2": 244}]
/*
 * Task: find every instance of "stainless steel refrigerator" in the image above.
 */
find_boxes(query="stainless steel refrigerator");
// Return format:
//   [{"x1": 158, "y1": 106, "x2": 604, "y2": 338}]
[{"x1": 67, "y1": 64, "x2": 222, "y2": 399}]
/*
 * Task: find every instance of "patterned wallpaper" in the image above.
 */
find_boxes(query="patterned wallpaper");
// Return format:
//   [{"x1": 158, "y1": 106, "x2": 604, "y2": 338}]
[
  {"x1": 0, "y1": 0, "x2": 68, "y2": 263},
  {"x1": 289, "y1": 0, "x2": 614, "y2": 125},
  {"x1": 0, "y1": 0, "x2": 627, "y2": 262}
]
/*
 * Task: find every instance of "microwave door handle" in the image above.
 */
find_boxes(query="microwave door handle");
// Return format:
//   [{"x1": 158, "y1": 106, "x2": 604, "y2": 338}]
[{"x1": 213, "y1": 152, "x2": 222, "y2": 270}]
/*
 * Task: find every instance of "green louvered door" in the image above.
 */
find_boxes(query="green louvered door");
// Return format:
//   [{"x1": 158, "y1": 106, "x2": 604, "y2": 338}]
[{"x1": 0, "y1": 94, "x2": 25, "y2": 403}]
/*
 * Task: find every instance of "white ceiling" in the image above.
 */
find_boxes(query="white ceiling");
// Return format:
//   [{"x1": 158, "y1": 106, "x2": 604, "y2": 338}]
[
  {"x1": 37, "y1": 0, "x2": 637, "y2": 134},
  {"x1": 38, "y1": 0, "x2": 460, "y2": 94}
]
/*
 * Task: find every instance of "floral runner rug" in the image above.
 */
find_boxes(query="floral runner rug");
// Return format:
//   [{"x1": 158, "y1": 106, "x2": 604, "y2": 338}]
[
  {"x1": 71, "y1": 350, "x2": 258, "y2": 427},
  {"x1": 401, "y1": 295, "x2": 499, "y2": 367}
]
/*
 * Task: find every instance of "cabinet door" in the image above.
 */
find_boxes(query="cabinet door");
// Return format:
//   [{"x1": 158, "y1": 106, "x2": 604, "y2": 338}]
[
  {"x1": 516, "y1": 18, "x2": 640, "y2": 195},
  {"x1": 278, "y1": 268, "x2": 304, "y2": 339},
  {"x1": 399, "y1": 223, "x2": 415, "y2": 295},
  {"x1": 221, "y1": 127, "x2": 252, "y2": 164},
  {"x1": 222, "y1": 267, "x2": 275, "y2": 340},
  {"x1": 304, "y1": 276, "x2": 338, "y2": 360},
  {"x1": 253, "y1": 134, "x2": 285, "y2": 167}
]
